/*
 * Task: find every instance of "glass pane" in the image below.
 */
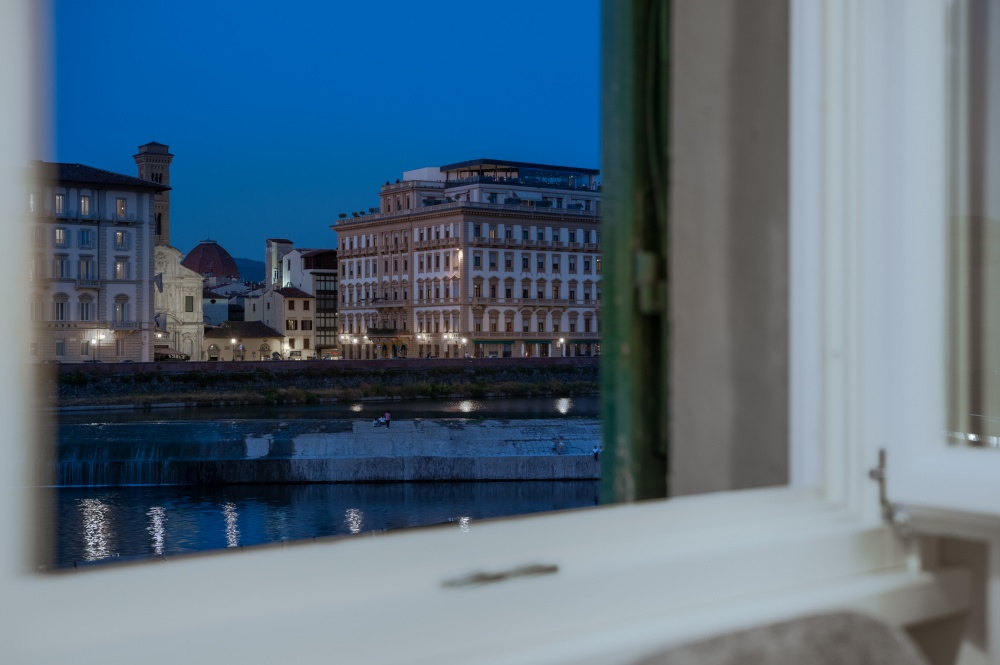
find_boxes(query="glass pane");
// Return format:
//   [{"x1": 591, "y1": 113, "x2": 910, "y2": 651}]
[
  {"x1": 39, "y1": 3, "x2": 602, "y2": 568},
  {"x1": 949, "y1": 0, "x2": 1000, "y2": 447}
]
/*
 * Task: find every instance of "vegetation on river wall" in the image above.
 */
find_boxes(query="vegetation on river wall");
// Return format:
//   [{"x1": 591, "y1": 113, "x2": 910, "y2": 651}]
[{"x1": 52, "y1": 363, "x2": 600, "y2": 408}]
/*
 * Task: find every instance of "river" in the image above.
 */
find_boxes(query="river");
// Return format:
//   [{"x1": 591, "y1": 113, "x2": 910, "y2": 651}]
[{"x1": 44, "y1": 397, "x2": 601, "y2": 569}]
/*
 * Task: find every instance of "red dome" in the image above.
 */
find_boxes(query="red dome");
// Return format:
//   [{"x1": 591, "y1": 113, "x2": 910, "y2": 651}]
[{"x1": 181, "y1": 240, "x2": 241, "y2": 280}]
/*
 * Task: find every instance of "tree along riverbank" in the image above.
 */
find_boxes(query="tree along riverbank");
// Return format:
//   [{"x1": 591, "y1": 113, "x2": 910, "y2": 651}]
[{"x1": 48, "y1": 357, "x2": 599, "y2": 408}]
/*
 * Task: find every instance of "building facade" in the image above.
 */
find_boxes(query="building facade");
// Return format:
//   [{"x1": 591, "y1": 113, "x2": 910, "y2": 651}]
[
  {"x1": 134, "y1": 142, "x2": 205, "y2": 362},
  {"x1": 244, "y1": 286, "x2": 316, "y2": 359},
  {"x1": 203, "y1": 320, "x2": 284, "y2": 362},
  {"x1": 282, "y1": 248, "x2": 339, "y2": 358},
  {"x1": 333, "y1": 159, "x2": 601, "y2": 360},
  {"x1": 265, "y1": 238, "x2": 294, "y2": 288},
  {"x1": 28, "y1": 162, "x2": 165, "y2": 362}
]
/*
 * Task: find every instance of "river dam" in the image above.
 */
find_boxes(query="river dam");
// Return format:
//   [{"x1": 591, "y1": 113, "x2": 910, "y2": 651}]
[{"x1": 52, "y1": 416, "x2": 603, "y2": 486}]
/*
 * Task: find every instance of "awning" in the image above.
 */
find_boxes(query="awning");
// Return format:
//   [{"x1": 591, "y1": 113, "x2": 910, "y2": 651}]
[
  {"x1": 566, "y1": 339, "x2": 599, "y2": 344},
  {"x1": 522, "y1": 340, "x2": 553, "y2": 344},
  {"x1": 473, "y1": 340, "x2": 511, "y2": 345},
  {"x1": 513, "y1": 190, "x2": 543, "y2": 201}
]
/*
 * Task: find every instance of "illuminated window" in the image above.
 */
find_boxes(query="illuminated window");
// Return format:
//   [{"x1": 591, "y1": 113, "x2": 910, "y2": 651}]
[
  {"x1": 114, "y1": 298, "x2": 129, "y2": 322},
  {"x1": 116, "y1": 198, "x2": 127, "y2": 218}
]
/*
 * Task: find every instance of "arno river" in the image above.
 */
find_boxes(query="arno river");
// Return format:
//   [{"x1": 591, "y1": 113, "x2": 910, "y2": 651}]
[{"x1": 42, "y1": 397, "x2": 600, "y2": 569}]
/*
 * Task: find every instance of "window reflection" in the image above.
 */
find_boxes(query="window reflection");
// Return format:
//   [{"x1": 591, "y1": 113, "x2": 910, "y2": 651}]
[{"x1": 949, "y1": 0, "x2": 1000, "y2": 447}]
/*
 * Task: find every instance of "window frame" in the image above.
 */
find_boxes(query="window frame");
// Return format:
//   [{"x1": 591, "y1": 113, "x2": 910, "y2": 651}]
[{"x1": 0, "y1": 3, "x2": 980, "y2": 663}]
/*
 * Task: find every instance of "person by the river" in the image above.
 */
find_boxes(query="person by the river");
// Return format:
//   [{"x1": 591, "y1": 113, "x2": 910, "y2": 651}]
[
  {"x1": 554, "y1": 436, "x2": 565, "y2": 455},
  {"x1": 384, "y1": 411, "x2": 391, "y2": 428},
  {"x1": 593, "y1": 445, "x2": 600, "y2": 461}
]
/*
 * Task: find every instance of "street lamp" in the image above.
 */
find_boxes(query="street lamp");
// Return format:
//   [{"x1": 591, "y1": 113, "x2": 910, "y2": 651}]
[
  {"x1": 559, "y1": 337, "x2": 565, "y2": 357},
  {"x1": 231, "y1": 338, "x2": 236, "y2": 361},
  {"x1": 462, "y1": 337, "x2": 467, "y2": 358}
]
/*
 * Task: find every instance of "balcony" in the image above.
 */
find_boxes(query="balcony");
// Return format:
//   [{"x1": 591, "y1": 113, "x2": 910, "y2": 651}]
[
  {"x1": 366, "y1": 327, "x2": 399, "y2": 336},
  {"x1": 75, "y1": 278, "x2": 100, "y2": 289}
]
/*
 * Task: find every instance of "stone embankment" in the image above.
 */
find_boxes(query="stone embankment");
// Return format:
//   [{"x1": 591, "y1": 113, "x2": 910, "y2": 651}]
[
  {"x1": 49, "y1": 357, "x2": 599, "y2": 407},
  {"x1": 53, "y1": 417, "x2": 603, "y2": 486}
]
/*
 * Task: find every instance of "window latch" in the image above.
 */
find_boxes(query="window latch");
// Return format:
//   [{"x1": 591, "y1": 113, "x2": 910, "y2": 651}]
[
  {"x1": 868, "y1": 449, "x2": 913, "y2": 540},
  {"x1": 635, "y1": 250, "x2": 666, "y2": 314}
]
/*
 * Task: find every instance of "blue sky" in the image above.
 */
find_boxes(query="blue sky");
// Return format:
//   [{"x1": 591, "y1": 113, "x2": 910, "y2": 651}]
[{"x1": 47, "y1": 1, "x2": 601, "y2": 261}]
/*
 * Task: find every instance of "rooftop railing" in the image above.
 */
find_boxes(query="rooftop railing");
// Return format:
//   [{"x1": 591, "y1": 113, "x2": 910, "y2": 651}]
[{"x1": 334, "y1": 201, "x2": 599, "y2": 227}]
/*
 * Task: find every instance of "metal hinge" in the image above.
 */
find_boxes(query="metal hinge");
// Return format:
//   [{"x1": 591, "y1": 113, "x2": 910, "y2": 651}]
[
  {"x1": 635, "y1": 250, "x2": 667, "y2": 314},
  {"x1": 868, "y1": 449, "x2": 913, "y2": 540}
]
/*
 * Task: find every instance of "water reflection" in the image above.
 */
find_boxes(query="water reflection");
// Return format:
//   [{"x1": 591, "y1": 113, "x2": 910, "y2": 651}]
[
  {"x1": 47, "y1": 482, "x2": 598, "y2": 568},
  {"x1": 457, "y1": 400, "x2": 481, "y2": 413},
  {"x1": 223, "y1": 502, "x2": 240, "y2": 548},
  {"x1": 146, "y1": 506, "x2": 166, "y2": 555},
  {"x1": 80, "y1": 498, "x2": 111, "y2": 561},
  {"x1": 346, "y1": 508, "x2": 363, "y2": 534},
  {"x1": 349, "y1": 403, "x2": 364, "y2": 413},
  {"x1": 555, "y1": 398, "x2": 573, "y2": 414}
]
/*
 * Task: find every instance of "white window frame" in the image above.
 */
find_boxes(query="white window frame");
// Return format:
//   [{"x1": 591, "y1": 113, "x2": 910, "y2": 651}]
[{"x1": 0, "y1": 2, "x2": 982, "y2": 664}]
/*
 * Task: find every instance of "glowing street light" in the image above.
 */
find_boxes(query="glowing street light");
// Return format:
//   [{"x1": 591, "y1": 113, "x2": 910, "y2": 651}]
[{"x1": 231, "y1": 338, "x2": 237, "y2": 361}]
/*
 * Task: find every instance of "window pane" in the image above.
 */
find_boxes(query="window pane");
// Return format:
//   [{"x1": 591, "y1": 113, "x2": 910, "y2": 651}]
[{"x1": 949, "y1": 0, "x2": 1000, "y2": 448}]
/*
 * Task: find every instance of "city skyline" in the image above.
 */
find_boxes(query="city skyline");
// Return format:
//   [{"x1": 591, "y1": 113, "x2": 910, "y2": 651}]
[{"x1": 46, "y1": 1, "x2": 601, "y2": 261}]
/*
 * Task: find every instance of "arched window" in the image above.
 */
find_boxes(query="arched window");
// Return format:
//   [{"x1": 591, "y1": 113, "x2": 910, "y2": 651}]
[
  {"x1": 113, "y1": 295, "x2": 129, "y2": 322},
  {"x1": 52, "y1": 293, "x2": 69, "y2": 321},
  {"x1": 78, "y1": 295, "x2": 94, "y2": 321},
  {"x1": 29, "y1": 293, "x2": 42, "y2": 321}
]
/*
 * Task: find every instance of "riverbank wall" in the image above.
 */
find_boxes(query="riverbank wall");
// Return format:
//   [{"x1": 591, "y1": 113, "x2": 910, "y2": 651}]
[
  {"x1": 53, "y1": 417, "x2": 602, "y2": 486},
  {"x1": 49, "y1": 357, "x2": 600, "y2": 407}
]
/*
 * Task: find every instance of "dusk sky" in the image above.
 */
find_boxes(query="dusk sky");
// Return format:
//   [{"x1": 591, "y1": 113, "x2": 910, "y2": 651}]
[{"x1": 47, "y1": 1, "x2": 601, "y2": 262}]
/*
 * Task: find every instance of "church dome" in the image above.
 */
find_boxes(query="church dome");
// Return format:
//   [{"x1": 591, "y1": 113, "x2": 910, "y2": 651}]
[{"x1": 181, "y1": 240, "x2": 241, "y2": 280}]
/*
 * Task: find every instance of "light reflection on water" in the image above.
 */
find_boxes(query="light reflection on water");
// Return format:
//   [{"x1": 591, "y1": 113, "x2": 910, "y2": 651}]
[
  {"x1": 555, "y1": 398, "x2": 573, "y2": 414},
  {"x1": 146, "y1": 506, "x2": 166, "y2": 555},
  {"x1": 223, "y1": 502, "x2": 240, "y2": 548},
  {"x1": 80, "y1": 498, "x2": 111, "y2": 561},
  {"x1": 45, "y1": 482, "x2": 599, "y2": 568},
  {"x1": 346, "y1": 508, "x2": 363, "y2": 534}
]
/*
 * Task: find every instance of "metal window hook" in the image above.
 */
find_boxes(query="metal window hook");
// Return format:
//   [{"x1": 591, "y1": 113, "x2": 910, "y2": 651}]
[{"x1": 869, "y1": 449, "x2": 914, "y2": 540}]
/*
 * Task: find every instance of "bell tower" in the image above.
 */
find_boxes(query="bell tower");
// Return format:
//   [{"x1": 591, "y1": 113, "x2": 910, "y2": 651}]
[{"x1": 133, "y1": 142, "x2": 174, "y2": 245}]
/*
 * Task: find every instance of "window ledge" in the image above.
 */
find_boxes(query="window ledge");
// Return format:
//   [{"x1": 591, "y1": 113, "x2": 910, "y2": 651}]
[{"x1": 5, "y1": 487, "x2": 970, "y2": 663}]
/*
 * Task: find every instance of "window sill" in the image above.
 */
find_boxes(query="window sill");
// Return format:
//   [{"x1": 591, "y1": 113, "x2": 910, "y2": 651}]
[{"x1": 3, "y1": 487, "x2": 969, "y2": 663}]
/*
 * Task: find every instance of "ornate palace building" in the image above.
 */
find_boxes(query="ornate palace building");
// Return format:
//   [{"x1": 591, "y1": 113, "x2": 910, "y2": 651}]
[
  {"x1": 333, "y1": 159, "x2": 601, "y2": 360},
  {"x1": 27, "y1": 161, "x2": 166, "y2": 362}
]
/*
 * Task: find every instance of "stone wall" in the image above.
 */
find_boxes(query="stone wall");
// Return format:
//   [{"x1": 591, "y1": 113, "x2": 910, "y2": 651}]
[{"x1": 50, "y1": 357, "x2": 599, "y2": 404}]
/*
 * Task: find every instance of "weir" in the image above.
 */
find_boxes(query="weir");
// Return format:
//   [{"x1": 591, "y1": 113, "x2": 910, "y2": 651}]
[{"x1": 52, "y1": 418, "x2": 602, "y2": 486}]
